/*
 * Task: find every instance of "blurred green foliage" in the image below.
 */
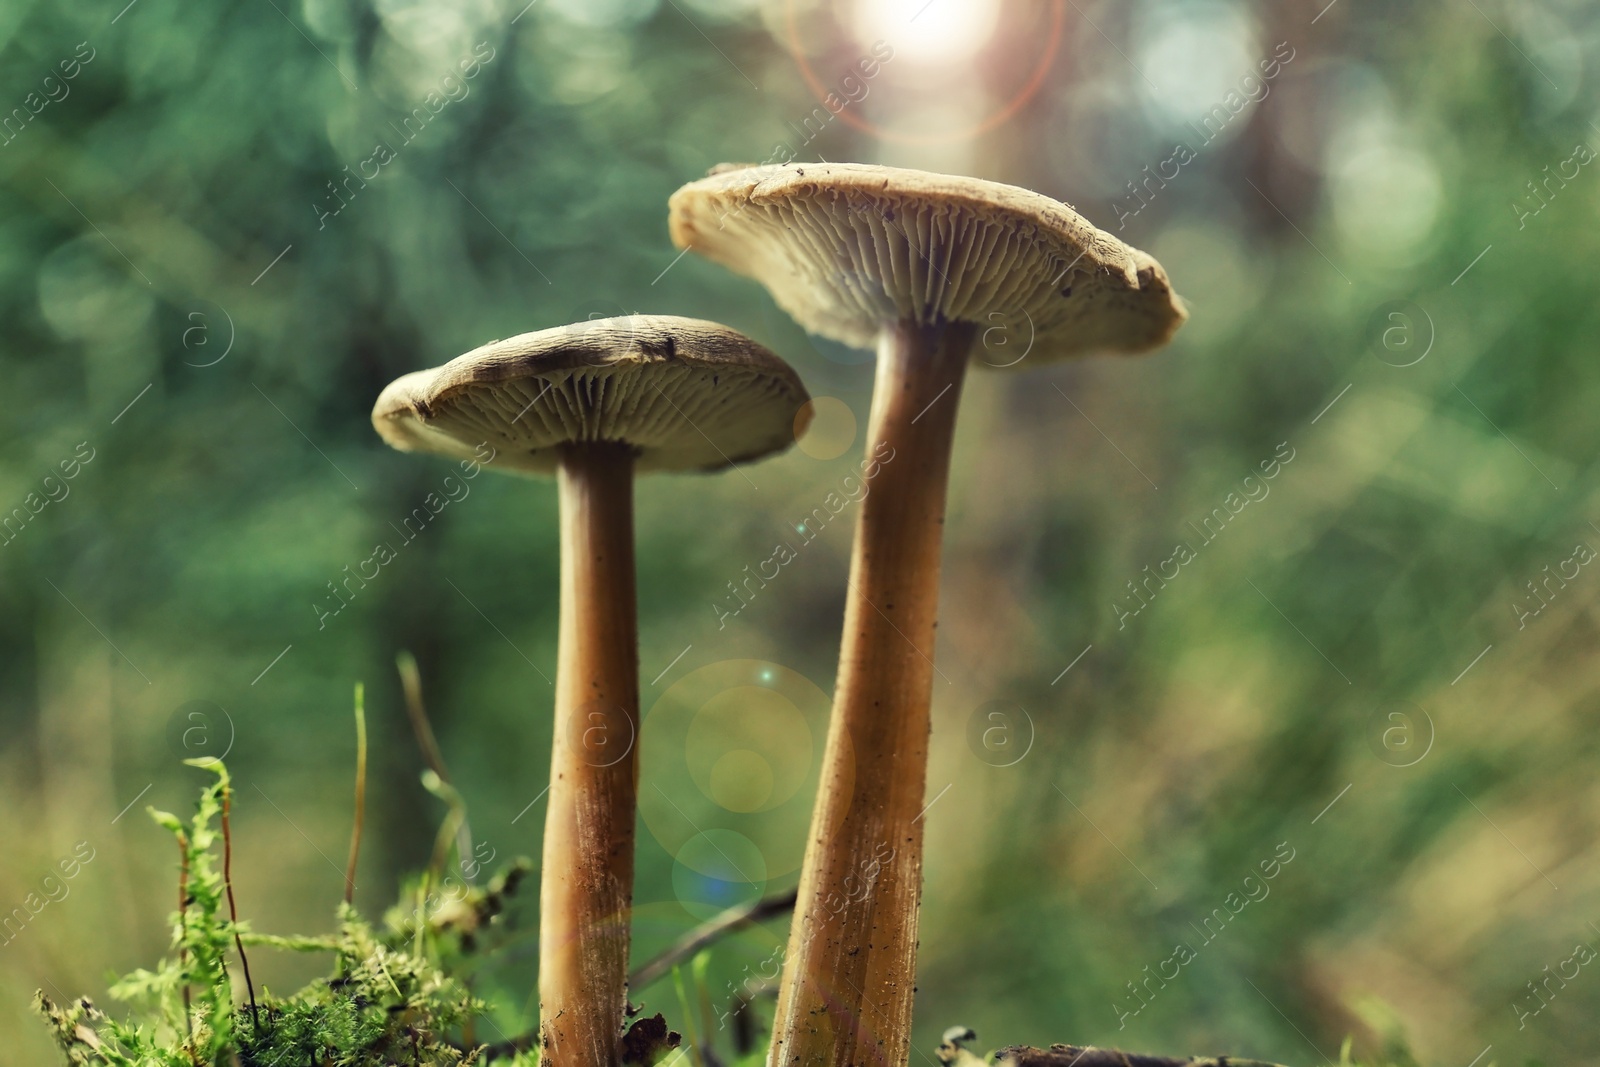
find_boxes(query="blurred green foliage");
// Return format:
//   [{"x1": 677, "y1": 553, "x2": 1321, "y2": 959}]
[{"x1": 1, "y1": 0, "x2": 1598, "y2": 1064}]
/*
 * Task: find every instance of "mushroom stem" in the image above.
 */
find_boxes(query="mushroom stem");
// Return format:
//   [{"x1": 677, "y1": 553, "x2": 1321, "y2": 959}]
[
  {"x1": 542, "y1": 440, "x2": 641, "y2": 1067},
  {"x1": 771, "y1": 320, "x2": 974, "y2": 1067}
]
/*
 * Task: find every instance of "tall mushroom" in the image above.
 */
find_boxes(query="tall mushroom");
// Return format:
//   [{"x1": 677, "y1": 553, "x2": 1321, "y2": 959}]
[
  {"x1": 371, "y1": 315, "x2": 811, "y2": 1067},
  {"x1": 669, "y1": 164, "x2": 1187, "y2": 1067}
]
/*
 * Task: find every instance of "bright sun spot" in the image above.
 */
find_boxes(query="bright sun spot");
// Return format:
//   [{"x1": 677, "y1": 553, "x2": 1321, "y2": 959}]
[{"x1": 847, "y1": 0, "x2": 1001, "y2": 65}]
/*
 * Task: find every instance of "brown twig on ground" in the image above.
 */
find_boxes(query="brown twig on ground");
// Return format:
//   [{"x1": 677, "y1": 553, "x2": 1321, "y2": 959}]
[
  {"x1": 995, "y1": 1045, "x2": 1292, "y2": 1067},
  {"x1": 219, "y1": 785, "x2": 258, "y2": 1029},
  {"x1": 936, "y1": 1028, "x2": 1295, "y2": 1067}
]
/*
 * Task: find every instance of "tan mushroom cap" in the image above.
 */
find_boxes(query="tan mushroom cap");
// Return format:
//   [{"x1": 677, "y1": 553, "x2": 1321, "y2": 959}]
[
  {"x1": 372, "y1": 315, "x2": 812, "y2": 475},
  {"x1": 669, "y1": 162, "x2": 1187, "y2": 362}
]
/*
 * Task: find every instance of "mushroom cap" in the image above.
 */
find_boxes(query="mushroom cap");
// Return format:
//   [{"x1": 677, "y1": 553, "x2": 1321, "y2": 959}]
[
  {"x1": 668, "y1": 162, "x2": 1186, "y2": 362},
  {"x1": 372, "y1": 315, "x2": 812, "y2": 475}
]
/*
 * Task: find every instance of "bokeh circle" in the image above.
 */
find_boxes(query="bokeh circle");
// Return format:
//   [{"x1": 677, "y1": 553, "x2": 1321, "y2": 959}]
[
  {"x1": 795, "y1": 397, "x2": 857, "y2": 460},
  {"x1": 640, "y1": 659, "x2": 843, "y2": 882},
  {"x1": 671, "y1": 828, "x2": 769, "y2": 920},
  {"x1": 782, "y1": 0, "x2": 1066, "y2": 145}
]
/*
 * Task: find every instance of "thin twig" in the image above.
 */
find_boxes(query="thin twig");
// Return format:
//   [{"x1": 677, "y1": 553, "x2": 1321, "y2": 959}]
[
  {"x1": 220, "y1": 785, "x2": 259, "y2": 1028},
  {"x1": 344, "y1": 682, "x2": 367, "y2": 906},
  {"x1": 629, "y1": 886, "x2": 797, "y2": 991},
  {"x1": 477, "y1": 888, "x2": 799, "y2": 1061}
]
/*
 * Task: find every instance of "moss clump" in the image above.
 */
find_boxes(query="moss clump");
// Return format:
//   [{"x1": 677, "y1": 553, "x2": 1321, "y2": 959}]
[{"x1": 36, "y1": 759, "x2": 536, "y2": 1067}]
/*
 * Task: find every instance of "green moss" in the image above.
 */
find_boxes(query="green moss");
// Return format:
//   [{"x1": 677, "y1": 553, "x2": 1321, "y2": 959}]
[{"x1": 35, "y1": 759, "x2": 538, "y2": 1067}]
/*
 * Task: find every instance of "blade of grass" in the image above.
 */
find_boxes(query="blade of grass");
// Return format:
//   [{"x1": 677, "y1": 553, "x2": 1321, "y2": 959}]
[
  {"x1": 692, "y1": 949, "x2": 716, "y2": 1064},
  {"x1": 398, "y1": 650, "x2": 475, "y2": 879},
  {"x1": 344, "y1": 682, "x2": 367, "y2": 906},
  {"x1": 672, "y1": 963, "x2": 705, "y2": 1067}
]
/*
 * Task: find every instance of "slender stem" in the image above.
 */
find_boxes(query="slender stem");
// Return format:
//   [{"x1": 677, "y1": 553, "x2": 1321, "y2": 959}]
[
  {"x1": 769, "y1": 320, "x2": 973, "y2": 1067},
  {"x1": 398, "y1": 650, "x2": 475, "y2": 877},
  {"x1": 344, "y1": 682, "x2": 367, "y2": 906},
  {"x1": 541, "y1": 441, "x2": 640, "y2": 1067},
  {"x1": 221, "y1": 786, "x2": 259, "y2": 1029},
  {"x1": 397, "y1": 651, "x2": 447, "y2": 778},
  {"x1": 176, "y1": 831, "x2": 193, "y2": 1049}
]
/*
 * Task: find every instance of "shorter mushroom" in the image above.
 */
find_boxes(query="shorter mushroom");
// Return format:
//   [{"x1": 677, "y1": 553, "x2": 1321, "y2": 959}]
[{"x1": 371, "y1": 315, "x2": 811, "y2": 1067}]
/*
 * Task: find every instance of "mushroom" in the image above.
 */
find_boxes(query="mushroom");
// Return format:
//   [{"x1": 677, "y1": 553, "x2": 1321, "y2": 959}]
[
  {"x1": 371, "y1": 315, "x2": 812, "y2": 1067},
  {"x1": 668, "y1": 164, "x2": 1186, "y2": 1067}
]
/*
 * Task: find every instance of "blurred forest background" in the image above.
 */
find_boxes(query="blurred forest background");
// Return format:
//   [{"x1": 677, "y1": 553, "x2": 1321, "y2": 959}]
[{"x1": 2, "y1": 0, "x2": 1598, "y2": 1063}]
